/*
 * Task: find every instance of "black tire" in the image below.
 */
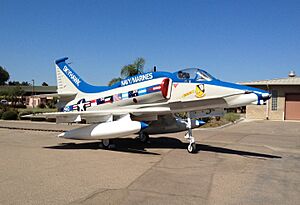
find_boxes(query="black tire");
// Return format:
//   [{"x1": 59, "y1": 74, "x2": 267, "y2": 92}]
[
  {"x1": 187, "y1": 143, "x2": 197, "y2": 153},
  {"x1": 101, "y1": 139, "x2": 110, "y2": 149},
  {"x1": 139, "y1": 132, "x2": 150, "y2": 143}
]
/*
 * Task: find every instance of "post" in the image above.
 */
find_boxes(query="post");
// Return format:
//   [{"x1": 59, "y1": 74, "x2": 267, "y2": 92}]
[{"x1": 32, "y1": 79, "x2": 35, "y2": 108}]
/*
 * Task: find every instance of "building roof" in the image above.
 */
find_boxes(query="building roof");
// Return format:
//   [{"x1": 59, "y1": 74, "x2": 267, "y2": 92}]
[{"x1": 240, "y1": 77, "x2": 300, "y2": 85}]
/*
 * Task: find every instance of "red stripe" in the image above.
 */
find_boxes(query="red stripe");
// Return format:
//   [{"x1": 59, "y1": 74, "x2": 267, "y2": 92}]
[{"x1": 152, "y1": 85, "x2": 161, "y2": 91}]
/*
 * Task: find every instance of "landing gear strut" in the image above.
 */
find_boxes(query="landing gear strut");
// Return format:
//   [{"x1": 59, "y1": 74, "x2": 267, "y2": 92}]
[
  {"x1": 99, "y1": 139, "x2": 115, "y2": 149},
  {"x1": 138, "y1": 132, "x2": 150, "y2": 143},
  {"x1": 185, "y1": 112, "x2": 197, "y2": 153}
]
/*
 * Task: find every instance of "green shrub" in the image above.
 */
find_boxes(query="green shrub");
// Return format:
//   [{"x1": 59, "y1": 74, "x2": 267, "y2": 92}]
[
  {"x1": 0, "y1": 110, "x2": 3, "y2": 119},
  {"x1": 46, "y1": 101, "x2": 56, "y2": 109},
  {"x1": 38, "y1": 103, "x2": 46, "y2": 109},
  {"x1": 0, "y1": 104, "x2": 9, "y2": 112},
  {"x1": 224, "y1": 112, "x2": 240, "y2": 123},
  {"x1": 2, "y1": 110, "x2": 18, "y2": 120},
  {"x1": 15, "y1": 103, "x2": 27, "y2": 108}
]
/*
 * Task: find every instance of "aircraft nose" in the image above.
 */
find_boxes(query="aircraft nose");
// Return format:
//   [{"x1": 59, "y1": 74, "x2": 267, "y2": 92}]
[
  {"x1": 250, "y1": 91, "x2": 271, "y2": 105},
  {"x1": 261, "y1": 92, "x2": 271, "y2": 101}
]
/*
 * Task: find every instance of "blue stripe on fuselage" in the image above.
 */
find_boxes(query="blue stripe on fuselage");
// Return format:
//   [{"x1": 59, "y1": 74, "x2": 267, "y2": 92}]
[
  {"x1": 55, "y1": 57, "x2": 174, "y2": 93},
  {"x1": 199, "y1": 80, "x2": 269, "y2": 94}
]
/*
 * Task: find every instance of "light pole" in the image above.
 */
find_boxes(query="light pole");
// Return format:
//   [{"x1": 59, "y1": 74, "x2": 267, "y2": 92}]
[{"x1": 32, "y1": 79, "x2": 35, "y2": 108}]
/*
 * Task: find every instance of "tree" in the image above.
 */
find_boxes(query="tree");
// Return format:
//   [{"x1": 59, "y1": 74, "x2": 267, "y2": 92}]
[
  {"x1": 21, "y1": 81, "x2": 30, "y2": 86},
  {"x1": 0, "y1": 66, "x2": 10, "y2": 85},
  {"x1": 8, "y1": 81, "x2": 30, "y2": 86},
  {"x1": 108, "y1": 57, "x2": 146, "y2": 85},
  {"x1": 120, "y1": 57, "x2": 145, "y2": 78},
  {"x1": 108, "y1": 77, "x2": 122, "y2": 86},
  {"x1": 8, "y1": 81, "x2": 21, "y2": 86},
  {"x1": 0, "y1": 86, "x2": 24, "y2": 107},
  {"x1": 42, "y1": 82, "x2": 48, "y2": 86},
  {"x1": 121, "y1": 64, "x2": 137, "y2": 78}
]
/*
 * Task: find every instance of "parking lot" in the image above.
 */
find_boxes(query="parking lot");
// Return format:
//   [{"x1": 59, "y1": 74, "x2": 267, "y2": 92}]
[{"x1": 0, "y1": 120, "x2": 299, "y2": 205}]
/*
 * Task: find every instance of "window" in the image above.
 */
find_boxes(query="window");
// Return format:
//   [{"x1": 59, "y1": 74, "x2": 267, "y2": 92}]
[
  {"x1": 195, "y1": 70, "x2": 213, "y2": 81},
  {"x1": 271, "y1": 90, "x2": 278, "y2": 111},
  {"x1": 176, "y1": 68, "x2": 215, "y2": 81}
]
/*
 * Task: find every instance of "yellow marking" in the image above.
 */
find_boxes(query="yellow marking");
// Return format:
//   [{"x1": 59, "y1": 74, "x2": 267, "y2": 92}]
[
  {"x1": 195, "y1": 84, "x2": 206, "y2": 98},
  {"x1": 182, "y1": 90, "x2": 195, "y2": 98}
]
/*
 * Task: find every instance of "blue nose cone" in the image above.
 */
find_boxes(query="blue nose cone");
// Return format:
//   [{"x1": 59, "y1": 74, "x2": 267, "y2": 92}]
[{"x1": 140, "y1": 122, "x2": 149, "y2": 130}]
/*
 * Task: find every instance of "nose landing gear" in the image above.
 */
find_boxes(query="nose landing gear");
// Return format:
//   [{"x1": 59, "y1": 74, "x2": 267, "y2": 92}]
[{"x1": 185, "y1": 112, "x2": 197, "y2": 153}]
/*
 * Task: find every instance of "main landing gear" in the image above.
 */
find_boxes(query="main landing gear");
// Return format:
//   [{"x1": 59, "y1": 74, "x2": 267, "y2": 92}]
[
  {"x1": 185, "y1": 112, "x2": 197, "y2": 153},
  {"x1": 138, "y1": 132, "x2": 150, "y2": 143},
  {"x1": 99, "y1": 139, "x2": 115, "y2": 149}
]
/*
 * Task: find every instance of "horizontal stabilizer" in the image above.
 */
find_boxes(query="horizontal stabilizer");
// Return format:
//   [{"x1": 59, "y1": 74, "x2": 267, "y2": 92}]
[{"x1": 33, "y1": 93, "x2": 77, "y2": 98}]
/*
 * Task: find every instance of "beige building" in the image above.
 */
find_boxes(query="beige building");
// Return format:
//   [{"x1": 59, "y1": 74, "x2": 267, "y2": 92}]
[
  {"x1": 0, "y1": 86, "x2": 57, "y2": 108},
  {"x1": 241, "y1": 72, "x2": 300, "y2": 121}
]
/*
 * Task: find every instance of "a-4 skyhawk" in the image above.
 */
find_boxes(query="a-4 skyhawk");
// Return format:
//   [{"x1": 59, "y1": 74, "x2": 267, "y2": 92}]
[{"x1": 38, "y1": 57, "x2": 271, "y2": 153}]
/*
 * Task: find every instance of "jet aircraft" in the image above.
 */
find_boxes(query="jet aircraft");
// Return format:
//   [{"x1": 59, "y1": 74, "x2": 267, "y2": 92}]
[{"x1": 38, "y1": 57, "x2": 271, "y2": 153}]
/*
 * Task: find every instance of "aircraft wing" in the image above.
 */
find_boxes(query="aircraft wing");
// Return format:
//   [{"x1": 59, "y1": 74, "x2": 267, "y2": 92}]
[
  {"x1": 45, "y1": 107, "x2": 171, "y2": 116},
  {"x1": 28, "y1": 92, "x2": 246, "y2": 123},
  {"x1": 28, "y1": 106, "x2": 171, "y2": 123}
]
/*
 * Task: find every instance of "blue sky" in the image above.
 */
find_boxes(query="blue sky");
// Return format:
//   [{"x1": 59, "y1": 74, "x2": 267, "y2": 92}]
[{"x1": 1, "y1": 0, "x2": 299, "y2": 85}]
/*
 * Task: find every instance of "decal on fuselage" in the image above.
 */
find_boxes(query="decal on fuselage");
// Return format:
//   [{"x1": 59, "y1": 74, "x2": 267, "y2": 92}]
[
  {"x1": 182, "y1": 90, "x2": 194, "y2": 98},
  {"x1": 181, "y1": 84, "x2": 206, "y2": 98},
  {"x1": 63, "y1": 66, "x2": 81, "y2": 87},
  {"x1": 75, "y1": 98, "x2": 90, "y2": 112},
  {"x1": 195, "y1": 84, "x2": 205, "y2": 98},
  {"x1": 63, "y1": 83, "x2": 162, "y2": 112},
  {"x1": 121, "y1": 73, "x2": 153, "y2": 86}
]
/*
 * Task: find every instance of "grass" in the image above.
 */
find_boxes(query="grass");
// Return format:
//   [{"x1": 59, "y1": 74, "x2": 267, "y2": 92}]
[
  {"x1": 201, "y1": 112, "x2": 241, "y2": 128},
  {"x1": 18, "y1": 108, "x2": 57, "y2": 114}
]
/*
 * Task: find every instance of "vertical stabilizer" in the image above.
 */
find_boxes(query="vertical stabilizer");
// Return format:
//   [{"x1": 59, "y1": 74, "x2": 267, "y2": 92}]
[
  {"x1": 55, "y1": 57, "x2": 81, "y2": 95},
  {"x1": 55, "y1": 57, "x2": 108, "y2": 95}
]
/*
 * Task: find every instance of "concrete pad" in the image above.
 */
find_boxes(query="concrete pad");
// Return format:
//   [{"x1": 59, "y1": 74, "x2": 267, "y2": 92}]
[{"x1": 0, "y1": 120, "x2": 299, "y2": 205}]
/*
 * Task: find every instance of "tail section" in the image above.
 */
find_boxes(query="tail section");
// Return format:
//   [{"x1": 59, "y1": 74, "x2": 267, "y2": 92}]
[
  {"x1": 55, "y1": 57, "x2": 80, "y2": 95},
  {"x1": 55, "y1": 57, "x2": 109, "y2": 95}
]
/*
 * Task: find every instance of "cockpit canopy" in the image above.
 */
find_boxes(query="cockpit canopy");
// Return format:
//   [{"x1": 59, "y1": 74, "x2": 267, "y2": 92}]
[{"x1": 176, "y1": 68, "x2": 215, "y2": 81}]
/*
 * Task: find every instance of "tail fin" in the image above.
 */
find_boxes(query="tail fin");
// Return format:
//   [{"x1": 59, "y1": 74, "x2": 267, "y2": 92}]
[
  {"x1": 55, "y1": 57, "x2": 108, "y2": 95},
  {"x1": 55, "y1": 57, "x2": 79, "y2": 95}
]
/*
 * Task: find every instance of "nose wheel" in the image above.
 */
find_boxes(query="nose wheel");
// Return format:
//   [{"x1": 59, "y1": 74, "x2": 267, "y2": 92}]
[
  {"x1": 187, "y1": 142, "x2": 197, "y2": 153},
  {"x1": 185, "y1": 112, "x2": 197, "y2": 153}
]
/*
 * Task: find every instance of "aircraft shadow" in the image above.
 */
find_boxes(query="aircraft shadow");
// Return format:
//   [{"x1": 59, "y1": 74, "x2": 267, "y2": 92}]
[{"x1": 44, "y1": 137, "x2": 281, "y2": 159}]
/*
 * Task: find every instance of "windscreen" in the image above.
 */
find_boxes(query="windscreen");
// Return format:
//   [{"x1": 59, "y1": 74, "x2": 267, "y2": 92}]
[{"x1": 177, "y1": 68, "x2": 214, "y2": 81}]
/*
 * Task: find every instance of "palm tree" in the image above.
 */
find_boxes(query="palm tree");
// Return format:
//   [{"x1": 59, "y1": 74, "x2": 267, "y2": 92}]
[
  {"x1": 108, "y1": 57, "x2": 146, "y2": 85},
  {"x1": 108, "y1": 77, "x2": 122, "y2": 86},
  {"x1": 120, "y1": 57, "x2": 145, "y2": 78}
]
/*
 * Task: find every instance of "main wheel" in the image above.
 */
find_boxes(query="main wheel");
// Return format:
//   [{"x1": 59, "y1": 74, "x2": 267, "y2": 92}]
[
  {"x1": 187, "y1": 142, "x2": 197, "y2": 153},
  {"x1": 102, "y1": 139, "x2": 110, "y2": 148},
  {"x1": 139, "y1": 132, "x2": 150, "y2": 143}
]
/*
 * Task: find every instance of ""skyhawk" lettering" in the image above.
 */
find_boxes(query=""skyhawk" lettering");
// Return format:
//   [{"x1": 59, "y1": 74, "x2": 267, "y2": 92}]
[{"x1": 63, "y1": 66, "x2": 81, "y2": 86}]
